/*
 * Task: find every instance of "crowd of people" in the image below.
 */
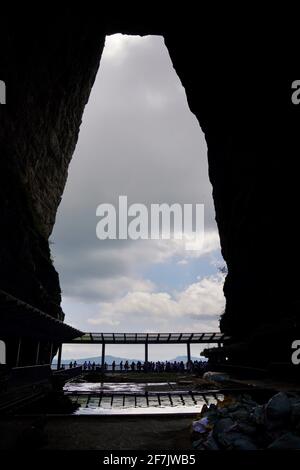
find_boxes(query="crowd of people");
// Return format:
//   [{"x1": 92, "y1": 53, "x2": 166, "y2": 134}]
[{"x1": 68, "y1": 359, "x2": 207, "y2": 373}]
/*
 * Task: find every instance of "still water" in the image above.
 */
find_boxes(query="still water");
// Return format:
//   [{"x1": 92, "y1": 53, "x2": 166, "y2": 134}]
[{"x1": 64, "y1": 382, "x2": 224, "y2": 415}]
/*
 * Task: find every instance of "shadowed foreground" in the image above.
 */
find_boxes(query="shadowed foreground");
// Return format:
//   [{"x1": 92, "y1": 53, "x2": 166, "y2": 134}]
[{"x1": 0, "y1": 415, "x2": 192, "y2": 450}]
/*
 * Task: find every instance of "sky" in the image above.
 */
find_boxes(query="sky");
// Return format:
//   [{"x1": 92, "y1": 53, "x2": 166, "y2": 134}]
[{"x1": 51, "y1": 34, "x2": 225, "y2": 361}]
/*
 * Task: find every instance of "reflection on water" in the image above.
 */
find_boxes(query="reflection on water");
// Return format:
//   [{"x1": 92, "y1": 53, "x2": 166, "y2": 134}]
[
  {"x1": 64, "y1": 382, "x2": 224, "y2": 415},
  {"x1": 73, "y1": 405, "x2": 204, "y2": 415},
  {"x1": 64, "y1": 382, "x2": 176, "y2": 393}
]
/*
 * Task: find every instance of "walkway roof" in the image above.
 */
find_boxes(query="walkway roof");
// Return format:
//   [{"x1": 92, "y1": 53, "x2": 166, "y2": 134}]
[
  {"x1": 69, "y1": 332, "x2": 230, "y2": 344},
  {"x1": 0, "y1": 290, "x2": 83, "y2": 341}
]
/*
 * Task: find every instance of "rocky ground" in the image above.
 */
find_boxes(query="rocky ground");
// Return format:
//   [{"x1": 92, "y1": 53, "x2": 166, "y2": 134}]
[{"x1": 191, "y1": 391, "x2": 300, "y2": 450}]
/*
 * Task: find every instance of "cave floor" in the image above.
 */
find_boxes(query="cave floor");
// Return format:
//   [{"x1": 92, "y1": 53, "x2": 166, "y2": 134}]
[
  {"x1": 0, "y1": 414, "x2": 193, "y2": 450},
  {"x1": 2, "y1": 373, "x2": 299, "y2": 450}
]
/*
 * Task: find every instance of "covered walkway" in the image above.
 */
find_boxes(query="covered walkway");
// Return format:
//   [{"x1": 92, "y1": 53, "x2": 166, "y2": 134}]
[
  {"x1": 65, "y1": 332, "x2": 230, "y2": 370},
  {"x1": 0, "y1": 289, "x2": 83, "y2": 410},
  {"x1": 0, "y1": 289, "x2": 83, "y2": 367}
]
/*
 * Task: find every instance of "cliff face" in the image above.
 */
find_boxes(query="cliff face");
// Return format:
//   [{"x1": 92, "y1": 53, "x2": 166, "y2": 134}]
[
  {"x1": 0, "y1": 13, "x2": 105, "y2": 322},
  {"x1": 164, "y1": 35, "x2": 300, "y2": 363},
  {"x1": 170, "y1": 41, "x2": 300, "y2": 364},
  {"x1": 1, "y1": 9, "x2": 299, "y2": 366}
]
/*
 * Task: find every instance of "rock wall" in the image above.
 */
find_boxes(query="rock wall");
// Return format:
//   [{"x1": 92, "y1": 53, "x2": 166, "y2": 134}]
[
  {"x1": 0, "y1": 12, "x2": 105, "y2": 321},
  {"x1": 0, "y1": 11, "x2": 106, "y2": 363},
  {"x1": 1, "y1": 8, "x2": 300, "y2": 366},
  {"x1": 164, "y1": 34, "x2": 300, "y2": 362}
]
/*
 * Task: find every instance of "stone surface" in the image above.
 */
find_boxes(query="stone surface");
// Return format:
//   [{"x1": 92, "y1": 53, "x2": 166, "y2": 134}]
[
  {"x1": 212, "y1": 417, "x2": 235, "y2": 439},
  {"x1": 265, "y1": 392, "x2": 291, "y2": 427},
  {"x1": 0, "y1": 11, "x2": 105, "y2": 365},
  {"x1": 268, "y1": 432, "x2": 300, "y2": 450},
  {"x1": 230, "y1": 437, "x2": 258, "y2": 450},
  {"x1": 192, "y1": 392, "x2": 300, "y2": 450},
  {"x1": 203, "y1": 371, "x2": 230, "y2": 383}
]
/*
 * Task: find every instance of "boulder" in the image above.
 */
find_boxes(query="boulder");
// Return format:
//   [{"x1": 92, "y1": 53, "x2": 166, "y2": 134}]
[
  {"x1": 268, "y1": 432, "x2": 300, "y2": 450},
  {"x1": 230, "y1": 407, "x2": 251, "y2": 422},
  {"x1": 203, "y1": 371, "x2": 230, "y2": 383},
  {"x1": 204, "y1": 432, "x2": 220, "y2": 450},
  {"x1": 250, "y1": 405, "x2": 265, "y2": 426},
  {"x1": 192, "y1": 417, "x2": 210, "y2": 434},
  {"x1": 265, "y1": 392, "x2": 291, "y2": 428},
  {"x1": 236, "y1": 422, "x2": 257, "y2": 436},
  {"x1": 213, "y1": 417, "x2": 235, "y2": 440},
  {"x1": 231, "y1": 437, "x2": 258, "y2": 450}
]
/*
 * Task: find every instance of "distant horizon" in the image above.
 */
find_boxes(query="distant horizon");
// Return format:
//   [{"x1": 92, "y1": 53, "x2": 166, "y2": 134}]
[{"x1": 52, "y1": 354, "x2": 206, "y2": 365}]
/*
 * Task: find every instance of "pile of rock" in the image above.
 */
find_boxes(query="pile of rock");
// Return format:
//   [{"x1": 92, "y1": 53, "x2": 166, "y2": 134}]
[{"x1": 192, "y1": 392, "x2": 300, "y2": 450}]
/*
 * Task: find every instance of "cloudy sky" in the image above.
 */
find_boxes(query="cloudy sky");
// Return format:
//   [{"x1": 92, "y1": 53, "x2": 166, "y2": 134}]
[{"x1": 51, "y1": 35, "x2": 225, "y2": 361}]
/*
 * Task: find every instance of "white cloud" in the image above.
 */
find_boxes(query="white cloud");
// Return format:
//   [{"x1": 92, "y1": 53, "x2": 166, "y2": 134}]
[
  {"x1": 63, "y1": 276, "x2": 155, "y2": 303},
  {"x1": 56, "y1": 230, "x2": 221, "y2": 302},
  {"x1": 145, "y1": 90, "x2": 169, "y2": 109},
  {"x1": 177, "y1": 259, "x2": 188, "y2": 265},
  {"x1": 88, "y1": 316, "x2": 120, "y2": 327},
  {"x1": 51, "y1": 34, "x2": 226, "y2": 347},
  {"x1": 88, "y1": 273, "x2": 225, "y2": 331},
  {"x1": 102, "y1": 34, "x2": 133, "y2": 62},
  {"x1": 177, "y1": 275, "x2": 225, "y2": 316}
]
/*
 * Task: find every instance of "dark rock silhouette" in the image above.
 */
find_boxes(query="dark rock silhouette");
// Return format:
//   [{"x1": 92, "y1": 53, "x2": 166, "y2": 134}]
[{"x1": 0, "y1": 6, "x2": 299, "y2": 368}]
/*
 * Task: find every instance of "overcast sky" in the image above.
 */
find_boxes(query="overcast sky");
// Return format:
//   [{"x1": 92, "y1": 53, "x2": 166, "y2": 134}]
[{"x1": 51, "y1": 34, "x2": 225, "y2": 361}]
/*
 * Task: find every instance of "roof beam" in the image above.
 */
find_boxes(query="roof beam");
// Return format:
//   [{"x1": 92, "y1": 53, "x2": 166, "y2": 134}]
[{"x1": 65, "y1": 332, "x2": 230, "y2": 344}]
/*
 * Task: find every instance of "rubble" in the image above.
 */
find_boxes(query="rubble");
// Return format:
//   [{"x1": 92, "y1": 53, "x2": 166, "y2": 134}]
[
  {"x1": 203, "y1": 372, "x2": 230, "y2": 383},
  {"x1": 191, "y1": 392, "x2": 300, "y2": 450}
]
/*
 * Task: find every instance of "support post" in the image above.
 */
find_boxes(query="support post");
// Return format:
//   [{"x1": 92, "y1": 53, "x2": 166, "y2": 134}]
[
  {"x1": 187, "y1": 342, "x2": 191, "y2": 364},
  {"x1": 16, "y1": 338, "x2": 22, "y2": 367},
  {"x1": 49, "y1": 342, "x2": 53, "y2": 365},
  {"x1": 145, "y1": 342, "x2": 148, "y2": 364},
  {"x1": 101, "y1": 342, "x2": 105, "y2": 372},
  {"x1": 57, "y1": 344, "x2": 62, "y2": 370},
  {"x1": 35, "y1": 341, "x2": 40, "y2": 365}
]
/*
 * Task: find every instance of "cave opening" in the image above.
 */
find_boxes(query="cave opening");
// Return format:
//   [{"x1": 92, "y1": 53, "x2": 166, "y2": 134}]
[{"x1": 51, "y1": 34, "x2": 225, "y2": 364}]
